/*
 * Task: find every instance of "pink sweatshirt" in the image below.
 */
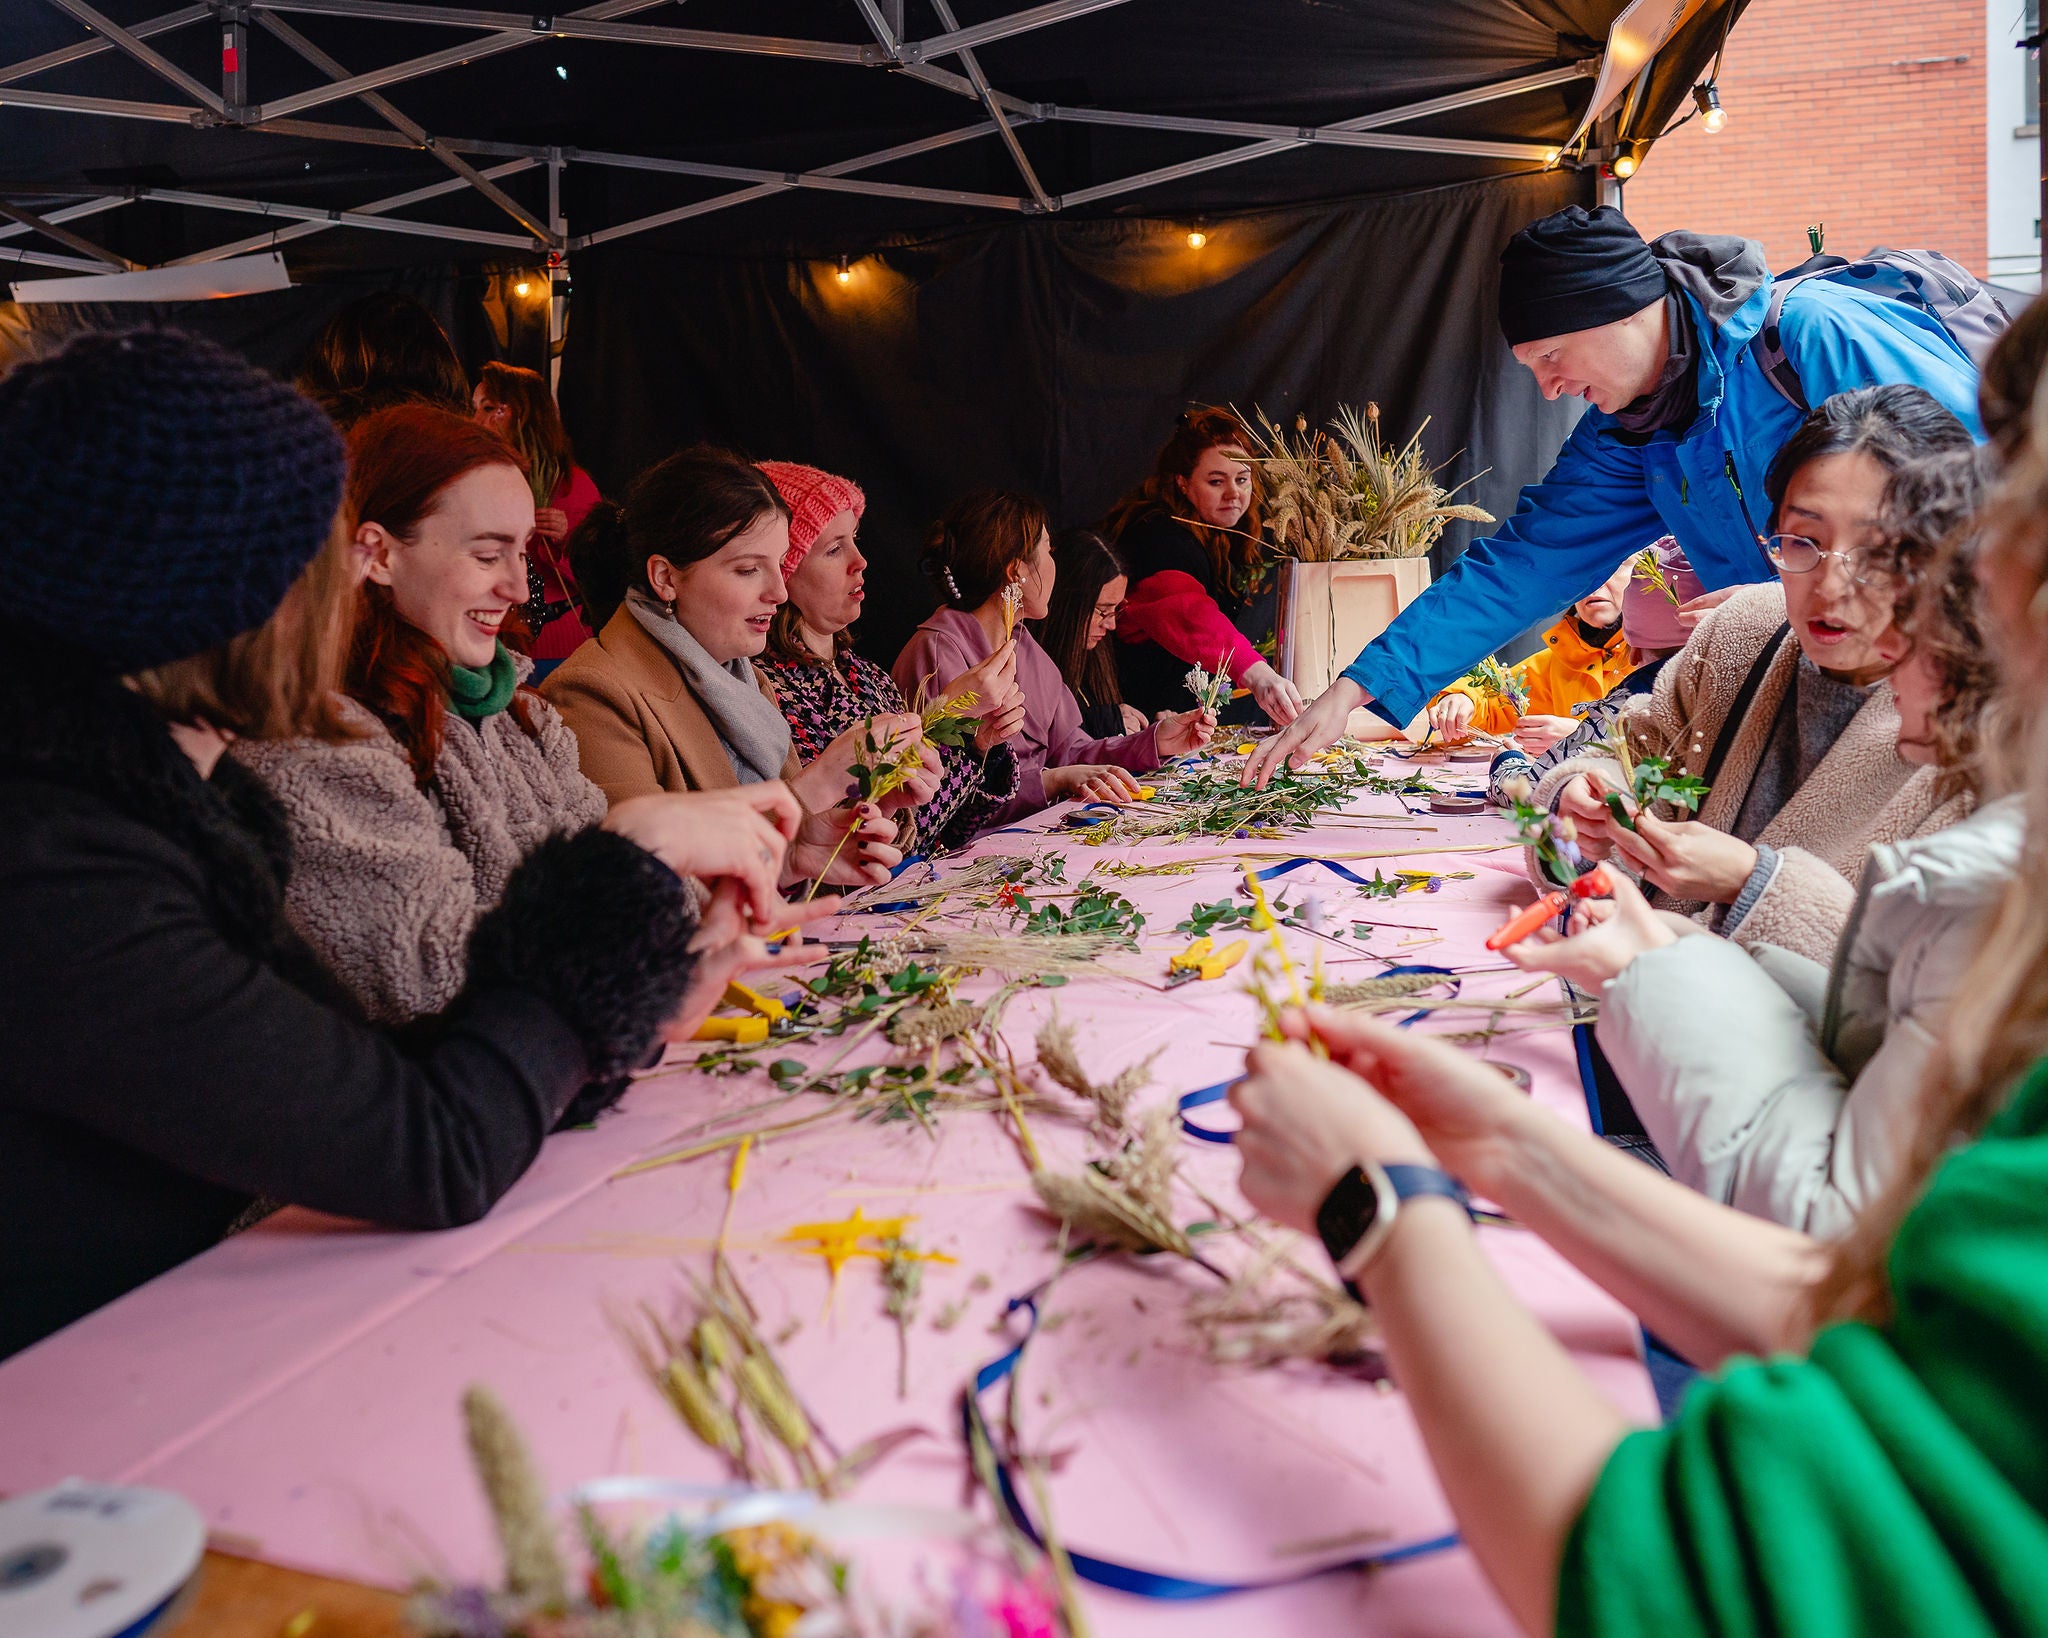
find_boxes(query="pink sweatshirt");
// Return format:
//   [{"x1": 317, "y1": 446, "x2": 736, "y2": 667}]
[{"x1": 891, "y1": 608, "x2": 1159, "y2": 831}]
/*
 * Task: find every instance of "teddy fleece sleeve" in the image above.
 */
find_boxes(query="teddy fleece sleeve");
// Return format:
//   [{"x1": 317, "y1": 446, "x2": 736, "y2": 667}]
[
  {"x1": 1558, "y1": 1058, "x2": 2048, "y2": 1637},
  {"x1": 233, "y1": 738, "x2": 480, "y2": 1025},
  {"x1": 1724, "y1": 844, "x2": 1859, "y2": 965}
]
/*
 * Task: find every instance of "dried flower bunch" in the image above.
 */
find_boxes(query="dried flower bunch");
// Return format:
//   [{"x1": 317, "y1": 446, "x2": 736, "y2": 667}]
[
  {"x1": 1632, "y1": 547, "x2": 1680, "y2": 606},
  {"x1": 1184, "y1": 1240, "x2": 1377, "y2": 1370},
  {"x1": 1033, "y1": 1012, "x2": 1161, "y2": 1136},
  {"x1": 1183, "y1": 651, "x2": 1234, "y2": 716},
  {"x1": 1031, "y1": 1107, "x2": 1192, "y2": 1259},
  {"x1": 412, "y1": 1382, "x2": 1043, "y2": 1638},
  {"x1": 1239, "y1": 402, "x2": 1494, "y2": 561},
  {"x1": 1459, "y1": 655, "x2": 1528, "y2": 716}
]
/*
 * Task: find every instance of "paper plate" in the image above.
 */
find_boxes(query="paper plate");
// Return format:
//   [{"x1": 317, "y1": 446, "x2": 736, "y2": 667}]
[{"x1": 0, "y1": 1482, "x2": 204, "y2": 1638}]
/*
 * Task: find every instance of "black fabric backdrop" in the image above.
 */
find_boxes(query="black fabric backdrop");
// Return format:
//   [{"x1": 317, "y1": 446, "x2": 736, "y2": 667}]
[{"x1": 561, "y1": 167, "x2": 1592, "y2": 666}]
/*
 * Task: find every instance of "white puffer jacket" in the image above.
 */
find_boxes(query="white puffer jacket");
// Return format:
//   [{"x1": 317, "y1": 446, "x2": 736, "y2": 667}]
[{"x1": 1593, "y1": 795, "x2": 2023, "y2": 1238}]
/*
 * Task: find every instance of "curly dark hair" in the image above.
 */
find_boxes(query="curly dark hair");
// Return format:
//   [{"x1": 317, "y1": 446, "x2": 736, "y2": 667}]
[{"x1": 1869, "y1": 447, "x2": 1999, "y2": 800}]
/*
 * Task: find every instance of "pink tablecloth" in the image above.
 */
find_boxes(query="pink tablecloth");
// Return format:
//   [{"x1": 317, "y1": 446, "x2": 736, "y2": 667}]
[{"x1": 0, "y1": 765, "x2": 1654, "y2": 1635}]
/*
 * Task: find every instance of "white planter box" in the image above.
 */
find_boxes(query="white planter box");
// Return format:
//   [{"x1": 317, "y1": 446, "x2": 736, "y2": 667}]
[{"x1": 1274, "y1": 557, "x2": 1433, "y2": 704}]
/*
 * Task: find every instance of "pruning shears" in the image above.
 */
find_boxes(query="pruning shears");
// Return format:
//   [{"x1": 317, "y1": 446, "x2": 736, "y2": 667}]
[
  {"x1": 692, "y1": 980, "x2": 799, "y2": 1044},
  {"x1": 1484, "y1": 865, "x2": 1616, "y2": 952},
  {"x1": 1167, "y1": 935, "x2": 1249, "y2": 987}
]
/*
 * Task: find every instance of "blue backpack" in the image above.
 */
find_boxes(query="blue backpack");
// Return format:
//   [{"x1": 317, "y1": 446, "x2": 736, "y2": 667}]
[{"x1": 1749, "y1": 248, "x2": 2013, "y2": 412}]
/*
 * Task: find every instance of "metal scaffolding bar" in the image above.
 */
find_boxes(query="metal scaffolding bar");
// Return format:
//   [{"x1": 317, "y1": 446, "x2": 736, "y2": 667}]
[
  {"x1": 568, "y1": 119, "x2": 1018, "y2": 247},
  {"x1": 161, "y1": 157, "x2": 536, "y2": 264},
  {"x1": 924, "y1": 0, "x2": 1053, "y2": 210},
  {"x1": 0, "y1": 199, "x2": 141, "y2": 267},
  {"x1": 90, "y1": 183, "x2": 538, "y2": 248},
  {"x1": 0, "y1": 243, "x2": 117, "y2": 275},
  {"x1": 1051, "y1": 61, "x2": 1594, "y2": 207},
  {"x1": 237, "y1": 0, "x2": 865, "y2": 122},
  {"x1": 240, "y1": 0, "x2": 671, "y2": 124},
  {"x1": 0, "y1": 4, "x2": 208, "y2": 89},
  {"x1": 0, "y1": 84, "x2": 199, "y2": 123},
  {"x1": 252, "y1": 10, "x2": 557, "y2": 243},
  {"x1": 0, "y1": 194, "x2": 128, "y2": 245},
  {"x1": 39, "y1": 0, "x2": 227, "y2": 115},
  {"x1": 899, "y1": 0, "x2": 1135, "y2": 63}
]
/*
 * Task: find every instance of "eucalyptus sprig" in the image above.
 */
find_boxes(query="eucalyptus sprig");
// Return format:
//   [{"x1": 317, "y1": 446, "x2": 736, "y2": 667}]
[
  {"x1": 1460, "y1": 654, "x2": 1529, "y2": 715},
  {"x1": 1597, "y1": 733, "x2": 1710, "y2": 831}
]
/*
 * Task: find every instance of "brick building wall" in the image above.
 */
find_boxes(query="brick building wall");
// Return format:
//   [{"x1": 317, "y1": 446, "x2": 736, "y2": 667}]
[{"x1": 1624, "y1": 0, "x2": 1988, "y2": 277}]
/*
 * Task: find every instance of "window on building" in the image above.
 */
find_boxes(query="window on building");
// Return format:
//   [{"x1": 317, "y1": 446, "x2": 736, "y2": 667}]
[{"x1": 2030, "y1": 0, "x2": 2041, "y2": 127}]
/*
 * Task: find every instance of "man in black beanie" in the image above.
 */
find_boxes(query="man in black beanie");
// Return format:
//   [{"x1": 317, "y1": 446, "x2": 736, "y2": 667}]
[{"x1": 1247, "y1": 203, "x2": 1988, "y2": 786}]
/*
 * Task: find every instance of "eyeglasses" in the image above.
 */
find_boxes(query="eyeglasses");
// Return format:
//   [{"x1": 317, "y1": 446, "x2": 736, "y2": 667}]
[
  {"x1": 1092, "y1": 600, "x2": 1125, "y2": 621},
  {"x1": 1760, "y1": 534, "x2": 1892, "y2": 589}
]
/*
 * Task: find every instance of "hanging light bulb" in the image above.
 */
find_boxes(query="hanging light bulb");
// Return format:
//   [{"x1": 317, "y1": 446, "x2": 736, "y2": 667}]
[
  {"x1": 1610, "y1": 143, "x2": 1639, "y2": 180},
  {"x1": 1187, "y1": 226, "x2": 1207, "y2": 250},
  {"x1": 1692, "y1": 81, "x2": 1727, "y2": 133},
  {"x1": 835, "y1": 254, "x2": 852, "y2": 285},
  {"x1": 514, "y1": 278, "x2": 531, "y2": 297}
]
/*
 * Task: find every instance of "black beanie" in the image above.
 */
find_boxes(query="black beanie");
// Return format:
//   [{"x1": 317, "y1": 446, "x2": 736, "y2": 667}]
[
  {"x1": 1498, "y1": 205, "x2": 1669, "y2": 347},
  {"x1": 0, "y1": 327, "x2": 347, "y2": 673}
]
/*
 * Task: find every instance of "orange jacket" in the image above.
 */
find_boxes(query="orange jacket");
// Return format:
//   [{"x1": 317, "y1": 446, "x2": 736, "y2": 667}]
[{"x1": 1435, "y1": 616, "x2": 1632, "y2": 735}]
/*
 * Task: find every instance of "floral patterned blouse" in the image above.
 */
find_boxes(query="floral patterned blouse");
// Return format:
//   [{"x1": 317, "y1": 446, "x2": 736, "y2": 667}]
[{"x1": 757, "y1": 649, "x2": 1019, "y2": 854}]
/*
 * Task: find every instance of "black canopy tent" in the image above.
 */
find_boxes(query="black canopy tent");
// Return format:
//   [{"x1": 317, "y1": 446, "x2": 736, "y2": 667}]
[{"x1": 0, "y1": 0, "x2": 1747, "y2": 660}]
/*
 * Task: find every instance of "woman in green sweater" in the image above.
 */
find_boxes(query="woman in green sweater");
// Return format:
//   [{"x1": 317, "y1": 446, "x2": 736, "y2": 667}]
[{"x1": 1228, "y1": 428, "x2": 2048, "y2": 1633}]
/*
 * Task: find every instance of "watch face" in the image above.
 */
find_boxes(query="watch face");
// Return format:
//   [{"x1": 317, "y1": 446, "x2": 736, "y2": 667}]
[{"x1": 1315, "y1": 1165, "x2": 1382, "y2": 1264}]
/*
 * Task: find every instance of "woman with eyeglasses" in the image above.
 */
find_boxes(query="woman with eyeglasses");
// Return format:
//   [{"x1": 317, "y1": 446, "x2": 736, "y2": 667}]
[
  {"x1": 1528, "y1": 384, "x2": 1976, "y2": 963},
  {"x1": 1034, "y1": 528, "x2": 1147, "y2": 738}
]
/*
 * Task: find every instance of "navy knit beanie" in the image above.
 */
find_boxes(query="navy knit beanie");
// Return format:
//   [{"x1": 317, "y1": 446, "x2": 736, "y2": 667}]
[
  {"x1": 1498, "y1": 205, "x2": 1669, "y2": 347},
  {"x1": 0, "y1": 327, "x2": 347, "y2": 672}
]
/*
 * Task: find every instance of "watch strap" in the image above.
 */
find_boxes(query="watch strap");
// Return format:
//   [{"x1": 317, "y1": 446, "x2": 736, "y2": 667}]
[{"x1": 1318, "y1": 1161, "x2": 1472, "y2": 1289}]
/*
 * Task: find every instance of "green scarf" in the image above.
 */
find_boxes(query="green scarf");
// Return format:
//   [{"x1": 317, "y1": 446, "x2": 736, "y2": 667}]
[{"x1": 448, "y1": 641, "x2": 519, "y2": 720}]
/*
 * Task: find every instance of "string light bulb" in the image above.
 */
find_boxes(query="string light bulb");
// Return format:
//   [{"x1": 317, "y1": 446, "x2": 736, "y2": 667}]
[
  {"x1": 1693, "y1": 81, "x2": 1727, "y2": 133},
  {"x1": 1187, "y1": 226, "x2": 1207, "y2": 250},
  {"x1": 835, "y1": 254, "x2": 852, "y2": 285},
  {"x1": 514, "y1": 278, "x2": 531, "y2": 297},
  {"x1": 1610, "y1": 144, "x2": 1639, "y2": 180}
]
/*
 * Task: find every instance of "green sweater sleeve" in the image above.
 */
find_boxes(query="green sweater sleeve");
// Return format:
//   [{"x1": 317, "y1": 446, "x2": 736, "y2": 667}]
[{"x1": 1557, "y1": 1060, "x2": 2048, "y2": 1638}]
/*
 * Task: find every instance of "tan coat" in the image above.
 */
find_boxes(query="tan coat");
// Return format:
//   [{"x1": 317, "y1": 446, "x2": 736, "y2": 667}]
[
  {"x1": 541, "y1": 605, "x2": 801, "y2": 805},
  {"x1": 1531, "y1": 584, "x2": 1969, "y2": 963}
]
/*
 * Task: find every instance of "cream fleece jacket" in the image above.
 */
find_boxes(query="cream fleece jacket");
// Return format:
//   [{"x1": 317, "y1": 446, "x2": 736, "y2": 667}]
[{"x1": 1529, "y1": 584, "x2": 1969, "y2": 963}]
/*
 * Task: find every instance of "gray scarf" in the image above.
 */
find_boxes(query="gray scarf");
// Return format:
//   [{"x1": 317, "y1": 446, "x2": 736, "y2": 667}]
[
  {"x1": 626, "y1": 589, "x2": 791, "y2": 784},
  {"x1": 1613, "y1": 231, "x2": 1773, "y2": 440}
]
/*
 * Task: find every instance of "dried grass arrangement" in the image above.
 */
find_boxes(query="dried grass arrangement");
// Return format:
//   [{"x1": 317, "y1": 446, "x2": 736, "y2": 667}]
[
  {"x1": 1240, "y1": 402, "x2": 1494, "y2": 561},
  {"x1": 1031, "y1": 1108, "x2": 1193, "y2": 1259},
  {"x1": 1184, "y1": 1239, "x2": 1377, "y2": 1370},
  {"x1": 1033, "y1": 1012, "x2": 1161, "y2": 1136}
]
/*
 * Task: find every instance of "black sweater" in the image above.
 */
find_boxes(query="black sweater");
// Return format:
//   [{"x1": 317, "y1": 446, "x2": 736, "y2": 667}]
[{"x1": 0, "y1": 665, "x2": 697, "y2": 1360}]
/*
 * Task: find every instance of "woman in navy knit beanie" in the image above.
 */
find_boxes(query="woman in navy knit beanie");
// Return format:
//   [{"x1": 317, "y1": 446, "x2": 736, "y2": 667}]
[{"x1": 0, "y1": 328, "x2": 810, "y2": 1360}]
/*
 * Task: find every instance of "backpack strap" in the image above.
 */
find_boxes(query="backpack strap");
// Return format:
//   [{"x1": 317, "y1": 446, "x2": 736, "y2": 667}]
[
  {"x1": 1749, "y1": 282, "x2": 1811, "y2": 412},
  {"x1": 1700, "y1": 619, "x2": 1792, "y2": 788}
]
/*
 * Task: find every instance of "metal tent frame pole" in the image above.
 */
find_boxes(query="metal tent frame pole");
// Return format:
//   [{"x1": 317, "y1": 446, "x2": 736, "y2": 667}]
[{"x1": 2, "y1": 0, "x2": 1633, "y2": 267}]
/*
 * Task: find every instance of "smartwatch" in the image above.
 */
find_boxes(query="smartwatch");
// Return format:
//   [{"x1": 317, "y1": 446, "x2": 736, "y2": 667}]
[{"x1": 1315, "y1": 1160, "x2": 1471, "y2": 1292}]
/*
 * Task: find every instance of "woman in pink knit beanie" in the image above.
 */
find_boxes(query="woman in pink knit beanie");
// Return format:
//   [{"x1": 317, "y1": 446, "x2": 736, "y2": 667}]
[{"x1": 755, "y1": 460, "x2": 1027, "y2": 852}]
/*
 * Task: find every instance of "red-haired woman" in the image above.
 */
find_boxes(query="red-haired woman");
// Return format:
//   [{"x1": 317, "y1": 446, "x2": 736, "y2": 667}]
[
  {"x1": 474, "y1": 360, "x2": 601, "y2": 672},
  {"x1": 234, "y1": 404, "x2": 809, "y2": 1024},
  {"x1": 1104, "y1": 407, "x2": 1303, "y2": 728}
]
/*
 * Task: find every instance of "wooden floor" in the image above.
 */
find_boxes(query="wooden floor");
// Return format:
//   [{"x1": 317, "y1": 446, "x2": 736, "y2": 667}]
[{"x1": 163, "y1": 1552, "x2": 406, "y2": 1638}]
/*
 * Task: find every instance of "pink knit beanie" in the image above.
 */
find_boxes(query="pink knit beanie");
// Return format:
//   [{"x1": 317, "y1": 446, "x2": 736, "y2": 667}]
[
  {"x1": 1620, "y1": 537, "x2": 1706, "y2": 654},
  {"x1": 758, "y1": 460, "x2": 866, "y2": 580}
]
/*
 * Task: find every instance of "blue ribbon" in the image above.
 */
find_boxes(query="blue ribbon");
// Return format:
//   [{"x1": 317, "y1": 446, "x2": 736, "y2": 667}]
[
  {"x1": 1175, "y1": 963, "x2": 1461, "y2": 1145},
  {"x1": 963, "y1": 1286, "x2": 1460, "y2": 1598}
]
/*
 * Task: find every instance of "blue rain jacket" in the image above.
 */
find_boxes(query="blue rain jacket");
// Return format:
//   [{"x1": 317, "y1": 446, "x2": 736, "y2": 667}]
[{"x1": 1341, "y1": 277, "x2": 1984, "y2": 725}]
